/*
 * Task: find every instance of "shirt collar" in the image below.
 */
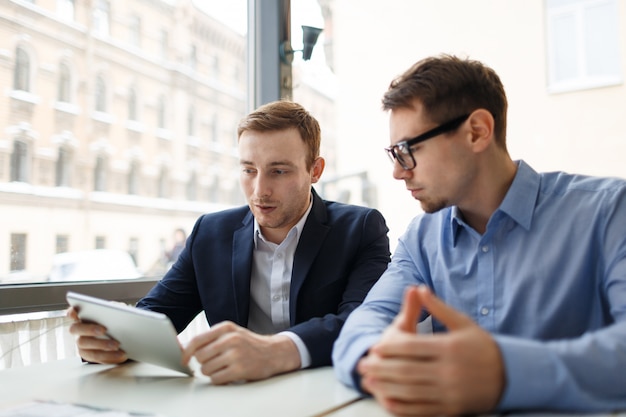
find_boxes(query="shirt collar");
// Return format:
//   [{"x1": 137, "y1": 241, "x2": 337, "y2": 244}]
[
  {"x1": 450, "y1": 160, "x2": 540, "y2": 243},
  {"x1": 253, "y1": 196, "x2": 313, "y2": 248}
]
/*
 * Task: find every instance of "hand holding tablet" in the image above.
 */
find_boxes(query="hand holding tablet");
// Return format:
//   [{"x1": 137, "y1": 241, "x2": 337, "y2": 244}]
[{"x1": 66, "y1": 291, "x2": 193, "y2": 376}]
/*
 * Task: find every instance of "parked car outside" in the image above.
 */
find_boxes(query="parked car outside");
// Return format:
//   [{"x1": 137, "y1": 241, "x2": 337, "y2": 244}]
[{"x1": 48, "y1": 249, "x2": 143, "y2": 282}]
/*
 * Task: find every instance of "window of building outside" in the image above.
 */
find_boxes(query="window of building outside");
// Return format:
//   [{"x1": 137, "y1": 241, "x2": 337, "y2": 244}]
[
  {"x1": 57, "y1": 0, "x2": 75, "y2": 22},
  {"x1": 0, "y1": 1, "x2": 248, "y2": 293},
  {"x1": 10, "y1": 140, "x2": 30, "y2": 183},
  {"x1": 95, "y1": 236, "x2": 106, "y2": 250},
  {"x1": 94, "y1": 154, "x2": 107, "y2": 191},
  {"x1": 57, "y1": 63, "x2": 71, "y2": 103},
  {"x1": 129, "y1": 15, "x2": 141, "y2": 48},
  {"x1": 55, "y1": 146, "x2": 72, "y2": 187},
  {"x1": 127, "y1": 160, "x2": 140, "y2": 195},
  {"x1": 55, "y1": 235, "x2": 69, "y2": 254},
  {"x1": 546, "y1": 0, "x2": 622, "y2": 92},
  {"x1": 93, "y1": 0, "x2": 110, "y2": 37},
  {"x1": 13, "y1": 47, "x2": 30, "y2": 92},
  {"x1": 94, "y1": 75, "x2": 107, "y2": 112},
  {"x1": 128, "y1": 87, "x2": 138, "y2": 121},
  {"x1": 10, "y1": 234, "x2": 27, "y2": 271},
  {"x1": 156, "y1": 95, "x2": 166, "y2": 129}
]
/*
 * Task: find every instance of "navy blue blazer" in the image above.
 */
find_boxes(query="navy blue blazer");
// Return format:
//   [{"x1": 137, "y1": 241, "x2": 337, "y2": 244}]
[{"x1": 137, "y1": 189, "x2": 390, "y2": 367}]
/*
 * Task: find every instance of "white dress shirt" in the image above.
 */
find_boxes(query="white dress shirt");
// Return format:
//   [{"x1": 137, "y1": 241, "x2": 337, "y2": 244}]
[{"x1": 248, "y1": 201, "x2": 313, "y2": 368}]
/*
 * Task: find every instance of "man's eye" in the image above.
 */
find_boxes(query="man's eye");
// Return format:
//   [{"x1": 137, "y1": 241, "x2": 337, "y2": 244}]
[{"x1": 274, "y1": 170, "x2": 286, "y2": 175}]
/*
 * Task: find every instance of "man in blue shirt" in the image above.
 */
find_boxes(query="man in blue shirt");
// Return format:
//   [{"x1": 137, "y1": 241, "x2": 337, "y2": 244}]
[{"x1": 333, "y1": 54, "x2": 626, "y2": 415}]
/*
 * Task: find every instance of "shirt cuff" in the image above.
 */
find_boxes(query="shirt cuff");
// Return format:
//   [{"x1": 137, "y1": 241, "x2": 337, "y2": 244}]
[{"x1": 278, "y1": 331, "x2": 312, "y2": 369}]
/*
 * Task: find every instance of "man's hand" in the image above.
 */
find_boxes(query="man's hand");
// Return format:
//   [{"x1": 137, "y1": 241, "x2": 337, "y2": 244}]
[
  {"x1": 357, "y1": 286, "x2": 505, "y2": 416},
  {"x1": 66, "y1": 307, "x2": 128, "y2": 364},
  {"x1": 181, "y1": 321, "x2": 301, "y2": 384}
]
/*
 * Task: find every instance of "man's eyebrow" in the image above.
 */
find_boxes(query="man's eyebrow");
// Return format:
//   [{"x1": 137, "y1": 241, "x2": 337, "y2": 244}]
[{"x1": 239, "y1": 160, "x2": 296, "y2": 167}]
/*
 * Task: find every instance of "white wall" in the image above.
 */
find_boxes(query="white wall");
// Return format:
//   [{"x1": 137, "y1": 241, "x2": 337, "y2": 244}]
[{"x1": 329, "y1": 0, "x2": 626, "y2": 246}]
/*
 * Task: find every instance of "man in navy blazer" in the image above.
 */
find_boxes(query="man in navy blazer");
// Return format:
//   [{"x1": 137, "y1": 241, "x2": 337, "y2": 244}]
[{"x1": 69, "y1": 100, "x2": 390, "y2": 384}]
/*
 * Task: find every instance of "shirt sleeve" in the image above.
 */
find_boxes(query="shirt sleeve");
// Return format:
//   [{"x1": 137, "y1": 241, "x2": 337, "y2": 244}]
[
  {"x1": 278, "y1": 331, "x2": 312, "y2": 369},
  {"x1": 495, "y1": 323, "x2": 626, "y2": 411}
]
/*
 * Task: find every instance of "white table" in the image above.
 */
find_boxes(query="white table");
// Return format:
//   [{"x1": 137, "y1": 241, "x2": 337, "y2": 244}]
[
  {"x1": 0, "y1": 358, "x2": 362, "y2": 417},
  {"x1": 3, "y1": 359, "x2": 624, "y2": 417},
  {"x1": 330, "y1": 397, "x2": 626, "y2": 417}
]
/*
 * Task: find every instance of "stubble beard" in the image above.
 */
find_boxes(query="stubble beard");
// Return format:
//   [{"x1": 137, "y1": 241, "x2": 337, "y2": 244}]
[{"x1": 419, "y1": 197, "x2": 447, "y2": 214}]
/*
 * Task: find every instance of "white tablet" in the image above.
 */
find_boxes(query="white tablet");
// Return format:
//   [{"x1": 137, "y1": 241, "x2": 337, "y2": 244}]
[{"x1": 66, "y1": 291, "x2": 193, "y2": 376}]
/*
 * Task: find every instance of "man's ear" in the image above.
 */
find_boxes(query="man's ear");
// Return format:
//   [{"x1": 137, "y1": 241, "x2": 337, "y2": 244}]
[
  {"x1": 467, "y1": 109, "x2": 495, "y2": 153},
  {"x1": 310, "y1": 157, "x2": 325, "y2": 184}
]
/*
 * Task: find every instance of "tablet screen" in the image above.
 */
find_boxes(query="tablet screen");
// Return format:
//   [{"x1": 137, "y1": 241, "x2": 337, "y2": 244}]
[{"x1": 66, "y1": 291, "x2": 193, "y2": 376}]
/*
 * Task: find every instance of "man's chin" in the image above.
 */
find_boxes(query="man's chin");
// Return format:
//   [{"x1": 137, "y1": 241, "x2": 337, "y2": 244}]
[{"x1": 419, "y1": 200, "x2": 446, "y2": 214}]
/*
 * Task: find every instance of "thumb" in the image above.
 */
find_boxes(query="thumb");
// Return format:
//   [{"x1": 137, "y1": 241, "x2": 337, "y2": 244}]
[
  {"x1": 417, "y1": 285, "x2": 473, "y2": 331},
  {"x1": 393, "y1": 285, "x2": 422, "y2": 333}
]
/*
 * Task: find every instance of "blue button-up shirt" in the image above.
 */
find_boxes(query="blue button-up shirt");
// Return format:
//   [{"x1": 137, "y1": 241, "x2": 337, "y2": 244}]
[{"x1": 333, "y1": 160, "x2": 626, "y2": 412}]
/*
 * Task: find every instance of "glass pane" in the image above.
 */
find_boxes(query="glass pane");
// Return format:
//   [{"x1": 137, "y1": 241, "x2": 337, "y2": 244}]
[
  {"x1": 552, "y1": 12, "x2": 579, "y2": 82},
  {"x1": 584, "y1": 2, "x2": 620, "y2": 77},
  {"x1": 0, "y1": 1, "x2": 248, "y2": 285}
]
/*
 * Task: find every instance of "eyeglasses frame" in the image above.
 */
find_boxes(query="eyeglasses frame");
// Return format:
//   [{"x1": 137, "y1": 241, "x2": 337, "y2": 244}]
[{"x1": 384, "y1": 113, "x2": 470, "y2": 170}]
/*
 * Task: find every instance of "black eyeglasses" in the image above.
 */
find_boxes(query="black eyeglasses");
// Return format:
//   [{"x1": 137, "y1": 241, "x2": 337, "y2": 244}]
[{"x1": 384, "y1": 114, "x2": 470, "y2": 170}]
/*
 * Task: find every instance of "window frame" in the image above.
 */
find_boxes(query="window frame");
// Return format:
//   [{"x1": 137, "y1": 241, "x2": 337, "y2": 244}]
[{"x1": 545, "y1": 0, "x2": 623, "y2": 93}]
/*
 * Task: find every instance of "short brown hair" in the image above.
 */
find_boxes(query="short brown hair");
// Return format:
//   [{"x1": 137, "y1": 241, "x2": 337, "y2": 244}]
[
  {"x1": 237, "y1": 100, "x2": 321, "y2": 169},
  {"x1": 382, "y1": 54, "x2": 508, "y2": 148}
]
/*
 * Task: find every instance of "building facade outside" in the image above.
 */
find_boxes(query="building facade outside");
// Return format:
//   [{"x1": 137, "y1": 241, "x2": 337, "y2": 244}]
[{"x1": 0, "y1": 0, "x2": 247, "y2": 281}]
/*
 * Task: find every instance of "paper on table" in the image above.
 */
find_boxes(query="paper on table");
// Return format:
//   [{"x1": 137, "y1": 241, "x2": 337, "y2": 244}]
[{"x1": 0, "y1": 400, "x2": 166, "y2": 417}]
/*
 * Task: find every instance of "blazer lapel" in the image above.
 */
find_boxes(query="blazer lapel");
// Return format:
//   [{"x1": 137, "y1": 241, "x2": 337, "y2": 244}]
[
  {"x1": 290, "y1": 189, "x2": 330, "y2": 323},
  {"x1": 232, "y1": 211, "x2": 254, "y2": 326}
]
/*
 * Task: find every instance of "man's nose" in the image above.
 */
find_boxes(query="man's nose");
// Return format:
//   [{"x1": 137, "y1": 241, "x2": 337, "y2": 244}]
[
  {"x1": 253, "y1": 175, "x2": 271, "y2": 198},
  {"x1": 392, "y1": 159, "x2": 410, "y2": 180}
]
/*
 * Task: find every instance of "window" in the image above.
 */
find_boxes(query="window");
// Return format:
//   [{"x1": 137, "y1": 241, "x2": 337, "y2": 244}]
[
  {"x1": 10, "y1": 140, "x2": 29, "y2": 183},
  {"x1": 210, "y1": 114, "x2": 218, "y2": 143},
  {"x1": 209, "y1": 54, "x2": 219, "y2": 74},
  {"x1": 546, "y1": 0, "x2": 622, "y2": 92},
  {"x1": 186, "y1": 172, "x2": 197, "y2": 201},
  {"x1": 159, "y1": 29, "x2": 168, "y2": 60},
  {"x1": 95, "y1": 236, "x2": 106, "y2": 249},
  {"x1": 128, "y1": 87, "x2": 138, "y2": 121},
  {"x1": 157, "y1": 166, "x2": 169, "y2": 198},
  {"x1": 55, "y1": 146, "x2": 72, "y2": 187},
  {"x1": 13, "y1": 47, "x2": 30, "y2": 92},
  {"x1": 94, "y1": 154, "x2": 107, "y2": 192},
  {"x1": 156, "y1": 95, "x2": 166, "y2": 129},
  {"x1": 93, "y1": 0, "x2": 110, "y2": 37},
  {"x1": 10, "y1": 234, "x2": 27, "y2": 271},
  {"x1": 129, "y1": 15, "x2": 141, "y2": 48},
  {"x1": 57, "y1": 62, "x2": 71, "y2": 103},
  {"x1": 128, "y1": 160, "x2": 139, "y2": 195},
  {"x1": 187, "y1": 108, "x2": 195, "y2": 137},
  {"x1": 189, "y1": 45, "x2": 197, "y2": 70},
  {"x1": 95, "y1": 75, "x2": 107, "y2": 112},
  {"x1": 57, "y1": 0, "x2": 75, "y2": 21},
  {"x1": 55, "y1": 235, "x2": 69, "y2": 254},
  {"x1": 128, "y1": 237, "x2": 139, "y2": 265}
]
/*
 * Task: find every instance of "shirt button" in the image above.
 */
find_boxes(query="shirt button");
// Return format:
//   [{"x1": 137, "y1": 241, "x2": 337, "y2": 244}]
[
  {"x1": 480, "y1": 307, "x2": 489, "y2": 316},
  {"x1": 272, "y1": 295, "x2": 280, "y2": 301},
  {"x1": 481, "y1": 245, "x2": 489, "y2": 253}
]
